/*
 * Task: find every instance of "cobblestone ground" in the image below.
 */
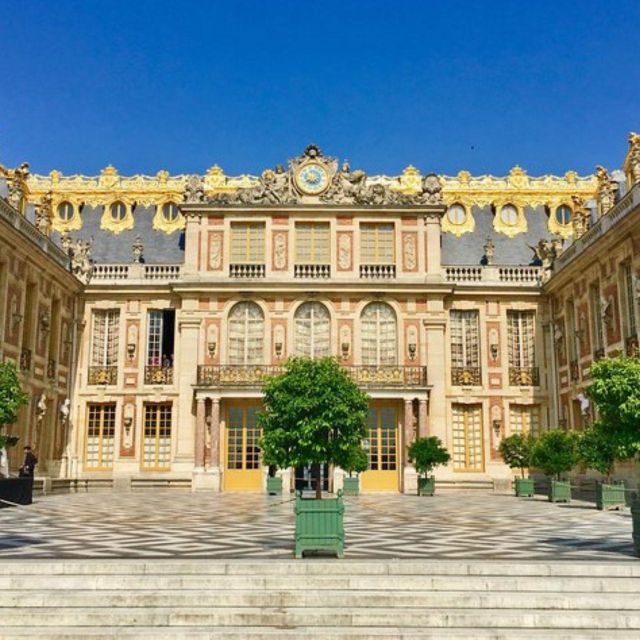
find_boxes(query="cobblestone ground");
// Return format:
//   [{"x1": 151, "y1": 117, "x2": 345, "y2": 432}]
[{"x1": 0, "y1": 490, "x2": 634, "y2": 560}]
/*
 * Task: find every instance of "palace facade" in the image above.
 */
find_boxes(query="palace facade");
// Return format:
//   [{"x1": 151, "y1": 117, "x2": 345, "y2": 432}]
[{"x1": 1, "y1": 135, "x2": 639, "y2": 492}]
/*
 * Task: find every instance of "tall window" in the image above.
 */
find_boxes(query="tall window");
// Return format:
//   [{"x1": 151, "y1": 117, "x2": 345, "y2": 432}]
[
  {"x1": 623, "y1": 263, "x2": 637, "y2": 339},
  {"x1": 147, "y1": 310, "x2": 175, "y2": 366},
  {"x1": 85, "y1": 403, "x2": 116, "y2": 470},
  {"x1": 450, "y1": 310, "x2": 480, "y2": 382},
  {"x1": 228, "y1": 302, "x2": 264, "y2": 365},
  {"x1": 142, "y1": 403, "x2": 172, "y2": 470},
  {"x1": 230, "y1": 222, "x2": 265, "y2": 264},
  {"x1": 566, "y1": 298, "x2": 577, "y2": 361},
  {"x1": 90, "y1": 310, "x2": 120, "y2": 367},
  {"x1": 361, "y1": 302, "x2": 397, "y2": 365},
  {"x1": 590, "y1": 284, "x2": 604, "y2": 352},
  {"x1": 360, "y1": 223, "x2": 394, "y2": 264},
  {"x1": 452, "y1": 404, "x2": 483, "y2": 472},
  {"x1": 507, "y1": 310, "x2": 535, "y2": 369},
  {"x1": 295, "y1": 223, "x2": 330, "y2": 264},
  {"x1": 509, "y1": 405, "x2": 540, "y2": 437},
  {"x1": 294, "y1": 302, "x2": 331, "y2": 358}
]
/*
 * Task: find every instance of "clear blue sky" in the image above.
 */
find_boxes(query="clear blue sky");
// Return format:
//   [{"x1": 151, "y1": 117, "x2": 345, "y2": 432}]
[{"x1": 1, "y1": 1, "x2": 638, "y2": 177}]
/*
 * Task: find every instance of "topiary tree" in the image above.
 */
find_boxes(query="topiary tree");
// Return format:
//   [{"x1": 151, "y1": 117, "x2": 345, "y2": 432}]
[
  {"x1": 577, "y1": 424, "x2": 622, "y2": 481},
  {"x1": 342, "y1": 445, "x2": 369, "y2": 478},
  {"x1": 0, "y1": 361, "x2": 28, "y2": 450},
  {"x1": 499, "y1": 433, "x2": 535, "y2": 479},
  {"x1": 259, "y1": 357, "x2": 369, "y2": 499},
  {"x1": 531, "y1": 429, "x2": 579, "y2": 480},
  {"x1": 587, "y1": 355, "x2": 640, "y2": 460},
  {"x1": 407, "y1": 436, "x2": 450, "y2": 488}
]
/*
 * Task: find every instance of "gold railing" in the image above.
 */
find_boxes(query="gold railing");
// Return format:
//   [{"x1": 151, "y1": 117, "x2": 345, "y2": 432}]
[
  {"x1": 144, "y1": 366, "x2": 174, "y2": 385},
  {"x1": 508, "y1": 366, "x2": 540, "y2": 386},
  {"x1": 88, "y1": 366, "x2": 118, "y2": 385},
  {"x1": 197, "y1": 364, "x2": 427, "y2": 388},
  {"x1": 451, "y1": 367, "x2": 481, "y2": 386}
]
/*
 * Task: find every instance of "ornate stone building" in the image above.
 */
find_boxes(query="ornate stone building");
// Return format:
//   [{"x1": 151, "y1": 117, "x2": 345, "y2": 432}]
[{"x1": 1, "y1": 136, "x2": 638, "y2": 492}]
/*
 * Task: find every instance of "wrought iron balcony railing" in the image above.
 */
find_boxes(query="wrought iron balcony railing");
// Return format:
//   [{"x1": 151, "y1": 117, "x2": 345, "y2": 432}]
[
  {"x1": 197, "y1": 364, "x2": 427, "y2": 388},
  {"x1": 451, "y1": 367, "x2": 481, "y2": 386},
  {"x1": 144, "y1": 366, "x2": 174, "y2": 385},
  {"x1": 19, "y1": 348, "x2": 32, "y2": 372},
  {"x1": 508, "y1": 366, "x2": 540, "y2": 386},
  {"x1": 88, "y1": 366, "x2": 118, "y2": 385}
]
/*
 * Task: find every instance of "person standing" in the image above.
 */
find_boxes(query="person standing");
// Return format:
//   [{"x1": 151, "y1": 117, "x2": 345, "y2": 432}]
[{"x1": 18, "y1": 446, "x2": 37, "y2": 478}]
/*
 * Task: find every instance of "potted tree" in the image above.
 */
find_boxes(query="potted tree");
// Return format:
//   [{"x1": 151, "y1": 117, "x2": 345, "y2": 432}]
[
  {"x1": 259, "y1": 357, "x2": 369, "y2": 558},
  {"x1": 341, "y1": 446, "x2": 369, "y2": 496},
  {"x1": 0, "y1": 362, "x2": 29, "y2": 506},
  {"x1": 499, "y1": 433, "x2": 536, "y2": 497},
  {"x1": 407, "y1": 436, "x2": 450, "y2": 496},
  {"x1": 577, "y1": 425, "x2": 625, "y2": 510},
  {"x1": 587, "y1": 356, "x2": 640, "y2": 554},
  {"x1": 531, "y1": 429, "x2": 578, "y2": 503},
  {"x1": 266, "y1": 464, "x2": 283, "y2": 495}
]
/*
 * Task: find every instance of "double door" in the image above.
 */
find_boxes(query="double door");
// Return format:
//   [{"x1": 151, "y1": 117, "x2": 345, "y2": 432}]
[
  {"x1": 360, "y1": 406, "x2": 399, "y2": 492},
  {"x1": 224, "y1": 404, "x2": 262, "y2": 491}
]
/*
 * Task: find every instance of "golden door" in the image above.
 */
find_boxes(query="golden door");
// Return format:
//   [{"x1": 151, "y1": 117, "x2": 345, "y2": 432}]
[
  {"x1": 360, "y1": 406, "x2": 400, "y2": 492},
  {"x1": 224, "y1": 404, "x2": 263, "y2": 491}
]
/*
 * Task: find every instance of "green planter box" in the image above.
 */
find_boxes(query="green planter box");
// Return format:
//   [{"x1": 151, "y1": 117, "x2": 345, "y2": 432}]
[
  {"x1": 294, "y1": 491, "x2": 344, "y2": 559},
  {"x1": 418, "y1": 476, "x2": 435, "y2": 496},
  {"x1": 632, "y1": 497, "x2": 640, "y2": 557},
  {"x1": 549, "y1": 479, "x2": 571, "y2": 503},
  {"x1": 342, "y1": 477, "x2": 359, "y2": 496},
  {"x1": 266, "y1": 476, "x2": 283, "y2": 495},
  {"x1": 515, "y1": 477, "x2": 535, "y2": 497},
  {"x1": 596, "y1": 481, "x2": 625, "y2": 511}
]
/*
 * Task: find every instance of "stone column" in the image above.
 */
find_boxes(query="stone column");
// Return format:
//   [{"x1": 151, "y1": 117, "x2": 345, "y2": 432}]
[
  {"x1": 403, "y1": 398, "x2": 418, "y2": 494},
  {"x1": 210, "y1": 397, "x2": 220, "y2": 469},
  {"x1": 424, "y1": 314, "x2": 448, "y2": 471},
  {"x1": 195, "y1": 397, "x2": 206, "y2": 470},
  {"x1": 176, "y1": 316, "x2": 200, "y2": 468},
  {"x1": 418, "y1": 398, "x2": 428, "y2": 438},
  {"x1": 424, "y1": 212, "x2": 444, "y2": 280}
]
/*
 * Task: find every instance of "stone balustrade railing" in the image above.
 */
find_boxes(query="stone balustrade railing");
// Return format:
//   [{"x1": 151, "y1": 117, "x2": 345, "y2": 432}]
[
  {"x1": 91, "y1": 263, "x2": 182, "y2": 283},
  {"x1": 294, "y1": 264, "x2": 331, "y2": 278},
  {"x1": 359, "y1": 264, "x2": 396, "y2": 279},
  {"x1": 445, "y1": 265, "x2": 542, "y2": 286}
]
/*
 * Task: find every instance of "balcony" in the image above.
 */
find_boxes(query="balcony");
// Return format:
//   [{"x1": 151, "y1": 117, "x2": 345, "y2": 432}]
[
  {"x1": 294, "y1": 264, "x2": 331, "y2": 279},
  {"x1": 19, "y1": 348, "x2": 32, "y2": 372},
  {"x1": 88, "y1": 366, "x2": 118, "y2": 385},
  {"x1": 229, "y1": 263, "x2": 265, "y2": 278},
  {"x1": 197, "y1": 364, "x2": 427, "y2": 389},
  {"x1": 444, "y1": 265, "x2": 542, "y2": 287},
  {"x1": 451, "y1": 367, "x2": 481, "y2": 386},
  {"x1": 508, "y1": 366, "x2": 540, "y2": 386},
  {"x1": 359, "y1": 264, "x2": 396, "y2": 279},
  {"x1": 144, "y1": 366, "x2": 174, "y2": 385}
]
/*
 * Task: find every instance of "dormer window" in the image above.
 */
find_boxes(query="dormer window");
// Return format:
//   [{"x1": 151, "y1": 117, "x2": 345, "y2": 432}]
[
  {"x1": 57, "y1": 201, "x2": 74, "y2": 221},
  {"x1": 162, "y1": 202, "x2": 179, "y2": 223},
  {"x1": 110, "y1": 201, "x2": 126, "y2": 222},
  {"x1": 499, "y1": 204, "x2": 518, "y2": 226},
  {"x1": 555, "y1": 205, "x2": 572, "y2": 226}
]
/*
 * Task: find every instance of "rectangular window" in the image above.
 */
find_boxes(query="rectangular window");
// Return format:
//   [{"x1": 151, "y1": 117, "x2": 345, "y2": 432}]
[
  {"x1": 450, "y1": 310, "x2": 480, "y2": 384},
  {"x1": 90, "y1": 310, "x2": 120, "y2": 367},
  {"x1": 623, "y1": 263, "x2": 637, "y2": 338},
  {"x1": 590, "y1": 284, "x2": 604, "y2": 351},
  {"x1": 85, "y1": 403, "x2": 116, "y2": 470},
  {"x1": 142, "y1": 403, "x2": 172, "y2": 471},
  {"x1": 295, "y1": 222, "x2": 330, "y2": 264},
  {"x1": 230, "y1": 222, "x2": 265, "y2": 264},
  {"x1": 507, "y1": 310, "x2": 535, "y2": 368},
  {"x1": 360, "y1": 223, "x2": 394, "y2": 264},
  {"x1": 509, "y1": 405, "x2": 540, "y2": 437},
  {"x1": 452, "y1": 404, "x2": 483, "y2": 472},
  {"x1": 566, "y1": 298, "x2": 577, "y2": 361}
]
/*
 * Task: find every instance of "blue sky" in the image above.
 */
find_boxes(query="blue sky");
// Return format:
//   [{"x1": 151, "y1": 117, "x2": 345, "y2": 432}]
[{"x1": 1, "y1": 1, "x2": 638, "y2": 177}]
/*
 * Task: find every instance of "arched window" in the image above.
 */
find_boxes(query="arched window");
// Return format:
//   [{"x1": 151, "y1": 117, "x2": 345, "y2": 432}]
[
  {"x1": 294, "y1": 302, "x2": 331, "y2": 358},
  {"x1": 361, "y1": 302, "x2": 397, "y2": 365},
  {"x1": 555, "y1": 205, "x2": 572, "y2": 226},
  {"x1": 162, "y1": 202, "x2": 179, "y2": 223},
  {"x1": 446, "y1": 204, "x2": 467, "y2": 226},
  {"x1": 499, "y1": 204, "x2": 519, "y2": 226},
  {"x1": 228, "y1": 302, "x2": 264, "y2": 365},
  {"x1": 57, "y1": 201, "x2": 74, "y2": 222},
  {"x1": 110, "y1": 201, "x2": 127, "y2": 222}
]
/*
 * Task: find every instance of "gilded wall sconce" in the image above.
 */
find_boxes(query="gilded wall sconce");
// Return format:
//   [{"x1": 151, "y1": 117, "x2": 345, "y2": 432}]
[
  {"x1": 341, "y1": 342, "x2": 350, "y2": 360},
  {"x1": 274, "y1": 341, "x2": 283, "y2": 358},
  {"x1": 408, "y1": 342, "x2": 417, "y2": 360},
  {"x1": 492, "y1": 419, "x2": 502, "y2": 439},
  {"x1": 127, "y1": 343, "x2": 136, "y2": 360},
  {"x1": 207, "y1": 341, "x2": 217, "y2": 358}
]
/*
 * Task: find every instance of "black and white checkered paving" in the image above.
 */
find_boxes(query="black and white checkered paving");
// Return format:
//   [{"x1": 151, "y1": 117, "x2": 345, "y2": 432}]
[{"x1": 0, "y1": 490, "x2": 634, "y2": 560}]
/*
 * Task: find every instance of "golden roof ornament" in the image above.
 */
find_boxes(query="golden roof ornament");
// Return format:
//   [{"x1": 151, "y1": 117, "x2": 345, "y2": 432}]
[
  {"x1": 624, "y1": 131, "x2": 640, "y2": 187},
  {"x1": 595, "y1": 165, "x2": 618, "y2": 216}
]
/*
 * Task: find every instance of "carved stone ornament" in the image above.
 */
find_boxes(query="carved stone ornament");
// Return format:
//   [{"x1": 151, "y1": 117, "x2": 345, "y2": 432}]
[
  {"x1": 530, "y1": 238, "x2": 563, "y2": 282},
  {"x1": 132, "y1": 236, "x2": 144, "y2": 263},
  {"x1": 209, "y1": 233, "x2": 222, "y2": 270},
  {"x1": 483, "y1": 238, "x2": 495, "y2": 265},
  {"x1": 624, "y1": 132, "x2": 640, "y2": 187},
  {"x1": 571, "y1": 195, "x2": 590, "y2": 238},
  {"x1": 273, "y1": 232, "x2": 287, "y2": 269},
  {"x1": 595, "y1": 165, "x2": 618, "y2": 216},
  {"x1": 34, "y1": 191, "x2": 53, "y2": 235},
  {"x1": 338, "y1": 233, "x2": 351, "y2": 270},
  {"x1": 62, "y1": 233, "x2": 94, "y2": 284},
  {"x1": 184, "y1": 175, "x2": 205, "y2": 203},
  {"x1": 403, "y1": 234, "x2": 417, "y2": 270},
  {"x1": 5, "y1": 162, "x2": 30, "y2": 210}
]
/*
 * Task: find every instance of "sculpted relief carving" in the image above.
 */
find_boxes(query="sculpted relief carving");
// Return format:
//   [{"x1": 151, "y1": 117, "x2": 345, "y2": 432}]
[
  {"x1": 403, "y1": 233, "x2": 417, "y2": 270},
  {"x1": 338, "y1": 233, "x2": 352, "y2": 270},
  {"x1": 273, "y1": 232, "x2": 287, "y2": 270},
  {"x1": 209, "y1": 233, "x2": 222, "y2": 270}
]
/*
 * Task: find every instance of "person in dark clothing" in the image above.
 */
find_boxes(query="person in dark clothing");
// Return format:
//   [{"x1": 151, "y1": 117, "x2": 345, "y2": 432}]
[{"x1": 18, "y1": 446, "x2": 38, "y2": 478}]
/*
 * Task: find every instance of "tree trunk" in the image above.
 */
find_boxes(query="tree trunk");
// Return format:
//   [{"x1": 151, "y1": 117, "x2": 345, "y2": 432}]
[{"x1": 312, "y1": 463, "x2": 322, "y2": 500}]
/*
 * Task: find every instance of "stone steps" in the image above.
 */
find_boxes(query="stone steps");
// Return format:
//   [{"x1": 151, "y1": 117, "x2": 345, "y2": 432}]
[{"x1": 0, "y1": 560, "x2": 638, "y2": 638}]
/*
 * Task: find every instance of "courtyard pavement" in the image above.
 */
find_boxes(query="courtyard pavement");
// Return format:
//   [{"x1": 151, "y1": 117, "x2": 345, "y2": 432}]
[{"x1": 0, "y1": 490, "x2": 634, "y2": 560}]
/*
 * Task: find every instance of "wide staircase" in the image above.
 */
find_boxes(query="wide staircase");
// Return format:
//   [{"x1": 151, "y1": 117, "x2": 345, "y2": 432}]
[{"x1": 0, "y1": 560, "x2": 639, "y2": 638}]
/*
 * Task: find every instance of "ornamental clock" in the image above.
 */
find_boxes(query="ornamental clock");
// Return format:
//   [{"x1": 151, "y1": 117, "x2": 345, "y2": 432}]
[{"x1": 294, "y1": 162, "x2": 330, "y2": 195}]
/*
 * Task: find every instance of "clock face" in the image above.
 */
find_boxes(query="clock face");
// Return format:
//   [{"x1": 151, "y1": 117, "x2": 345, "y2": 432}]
[{"x1": 295, "y1": 162, "x2": 330, "y2": 195}]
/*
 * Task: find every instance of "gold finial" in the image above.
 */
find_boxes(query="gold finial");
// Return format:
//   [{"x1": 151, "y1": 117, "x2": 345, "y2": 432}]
[
  {"x1": 207, "y1": 164, "x2": 224, "y2": 176},
  {"x1": 156, "y1": 169, "x2": 169, "y2": 183},
  {"x1": 457, "y1": 170, "x2": 471, "y2": 183},
  {"x1": 101, "y1": 164, "x2": 118, "y2": 176},
  {"x1": 49, "y1": 169, "x2": 61, "y2": 183}
]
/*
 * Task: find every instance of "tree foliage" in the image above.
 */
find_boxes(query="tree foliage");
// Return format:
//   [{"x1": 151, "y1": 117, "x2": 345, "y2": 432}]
[
  {"x1": 342, "y1": 445, "x2": 369, "y2": 476},
  {"x1": 587, "y1": 355, "x2": 640, "y2": 457},
  {"x1": 531, "y1": 429, "x2": 579, "y2": 479},
  {"x1": 577, "y1": 424, "x2": 621, "y2": 478},
  {"x1": 258, "y1": 357, "x2": 369, "y2": 483},
  {"x1": 407, "y1": 436, "x2": 450, "y2": 477},
  {"x1": 0, "y1": 361, "x2": 28, "y2": 449},
  {"x1": 498, "y1": 433, "x2": 534, "y2": 478}
]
